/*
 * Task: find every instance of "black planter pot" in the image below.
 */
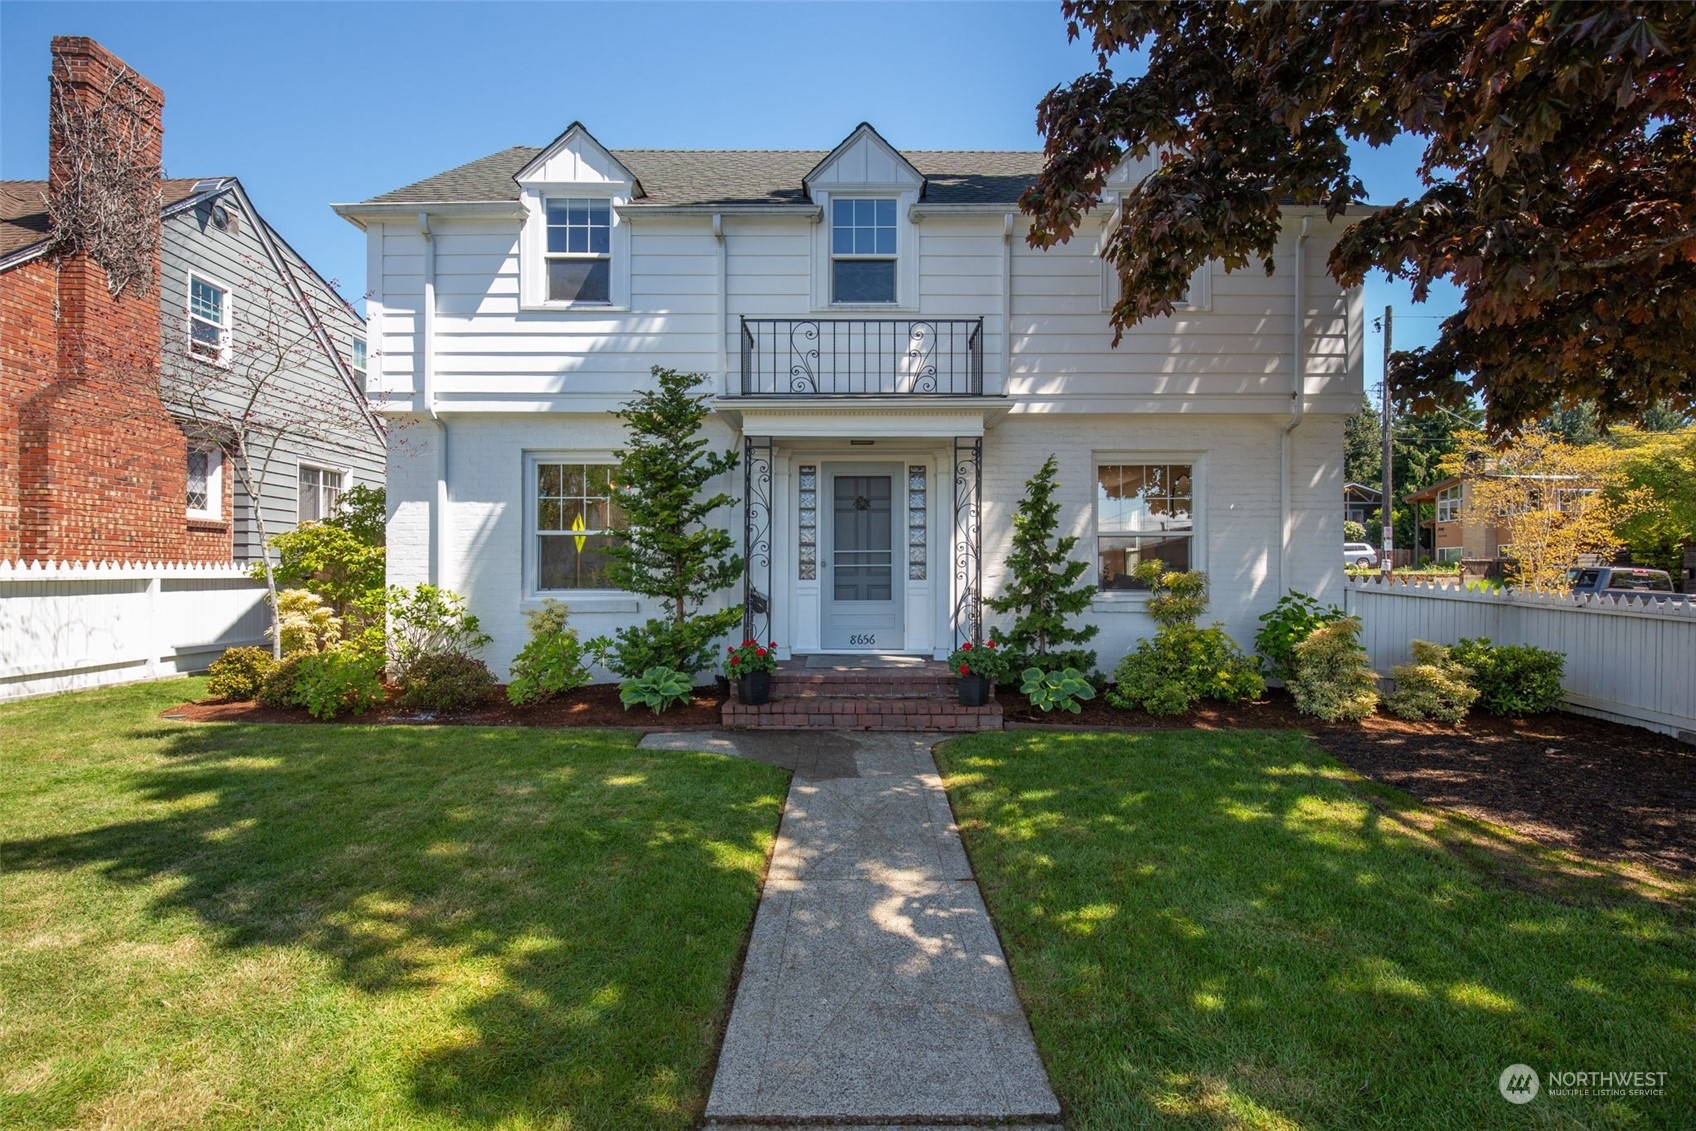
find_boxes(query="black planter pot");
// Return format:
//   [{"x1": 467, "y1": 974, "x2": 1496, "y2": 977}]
[
  {"x1": 957, "y1": 673, "x2": 991, "y2": 707},
  {"x1": 738, "y1": 670, "x2": 772, "y2": 706}
]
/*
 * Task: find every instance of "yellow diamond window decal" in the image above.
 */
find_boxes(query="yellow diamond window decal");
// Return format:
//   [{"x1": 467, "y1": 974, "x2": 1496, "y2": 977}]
[{"x1": 572, "y1": 511, "x2": 587, "y2": 553}]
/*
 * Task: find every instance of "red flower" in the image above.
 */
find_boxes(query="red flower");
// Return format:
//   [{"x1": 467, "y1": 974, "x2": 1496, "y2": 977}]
[
  {"x1": 770, "y1": 641, "x2": 778, "y2": 648},
  {"x1": 756, "y1": 648, "x2": 767, "y2": 657},
  {"x1": 959, "y1": 663, "x2": 970, "y2": 675},
  {"x1": 985, "y1": 640, "x2": 996, "y2": 648},
  {"x1": 730, "y1": 656, "x2": 740, "y2": 666},
  {"x1": 961, "y1": 641, "x2": 973, "y2": 650},
  {"x1": 728, "y1": 645, "x2": 736, "y2": 654}
]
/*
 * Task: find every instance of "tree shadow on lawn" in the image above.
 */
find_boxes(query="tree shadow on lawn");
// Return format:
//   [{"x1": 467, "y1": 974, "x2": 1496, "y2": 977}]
[
  {"x1": 939, "y1": 730, "x2": 1696, "y2": 1131},
  {"x1": 2, "y1": 720, "x2": 787, "y2": 1129}
]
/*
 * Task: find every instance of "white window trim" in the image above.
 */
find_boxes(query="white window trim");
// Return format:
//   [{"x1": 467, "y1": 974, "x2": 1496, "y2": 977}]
[
  {"x1": 186, "y1": 269, "x2": 233, "y2": 367},
  {"x1": 297, "y1": 461, "x2": 350, "y2": 524},
  {"x1": 811, "y1": 188, "x2": 919, "y2": 312},
  {"x1": 518, "y1": 188, "x2": 632, "y2": 311},
  {"x1": 186, "y1": 445, "x2": 223, "y2": 520},
  {"x1": 524, "y1": 451, "x2": 626, "y2": 599},
  {"x1": 1090, "y1": 452, "x2": 1206, "y2": 606},
  {"x1": 1101, "y1": 257, "x2": 1211, "y2": 314},
  {"x1": 1436, "y1": 485, "x2": 1461, "y2": 523}
]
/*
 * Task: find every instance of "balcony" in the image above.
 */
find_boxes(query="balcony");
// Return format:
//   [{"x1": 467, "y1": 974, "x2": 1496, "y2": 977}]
[{"x1": 739, "y1": 317, "x2": 984, "y2": 397}]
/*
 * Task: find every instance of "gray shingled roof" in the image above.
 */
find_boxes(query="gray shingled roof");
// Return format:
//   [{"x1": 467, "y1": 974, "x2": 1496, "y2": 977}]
[
  {"x1": 361, "y1": 146, "x2": 1044, "y2": 207},
  {"x1": 0, "y1": 178, "x2": 207, "y2": 258}
]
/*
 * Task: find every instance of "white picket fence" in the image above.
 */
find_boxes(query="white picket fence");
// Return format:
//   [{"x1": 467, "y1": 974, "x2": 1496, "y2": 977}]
[
  {"x1": 1342, "y1": 578, "x2": 1696, "y2": 740},
  {"x1": 0, "y1": 560, "x2": 272, "y2": 702}
]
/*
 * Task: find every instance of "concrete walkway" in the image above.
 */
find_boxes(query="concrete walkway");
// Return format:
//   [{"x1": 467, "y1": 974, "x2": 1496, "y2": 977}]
[{"x1": 639, "y1": 731, "x2": 1061, "y2": 1129}]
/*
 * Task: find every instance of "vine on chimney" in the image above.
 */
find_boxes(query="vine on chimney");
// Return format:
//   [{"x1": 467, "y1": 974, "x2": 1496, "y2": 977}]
[{"x1": 44, "y1": 66, "x2": 162, "y2": 298}]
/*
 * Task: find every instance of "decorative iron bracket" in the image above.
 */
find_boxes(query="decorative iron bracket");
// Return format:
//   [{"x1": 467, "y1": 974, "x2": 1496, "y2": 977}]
[
  {"x1": 743, "y1": 436, "x2": 774, "y2": 645},
  {"x1": 951, "y1": 436, "x2": 982, "y2": 645}
]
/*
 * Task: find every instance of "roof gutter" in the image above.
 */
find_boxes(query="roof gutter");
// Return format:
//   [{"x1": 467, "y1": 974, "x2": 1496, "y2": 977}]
[
  {"x1": 1279, "y1": 215, "x2": 1312, "y2": 594},
  {"x1": 332, "y1": 200, "x2": 525, "y2": 229},
  {"x1": 616, "y1": 203, "x2": 821, "y2": 220}
]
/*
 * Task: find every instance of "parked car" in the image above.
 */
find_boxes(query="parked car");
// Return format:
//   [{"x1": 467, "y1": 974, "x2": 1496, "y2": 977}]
[
  {"x1": 1344, "y1": 542, "x2": 1380, "y2": 568},
  {"x1": 1566, "y1": 566, "x2": 1689, "y2": 602}
]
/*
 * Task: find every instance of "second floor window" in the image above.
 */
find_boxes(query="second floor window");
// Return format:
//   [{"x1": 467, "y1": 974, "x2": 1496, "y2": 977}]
[
  {"x1": 545, "y1": 198, "x2": 611, "y2": 304},
  {"x1": 831, "y1": 198, "x2": 897, "y2": 303},
  {"x1": 189, "y1": 275, "x2": 229, "y2": 363},
  {"x1": 350, "y1": 336, "x2": 367, "y2": 392},
  {"x1": 1436, "y1": 486, "x2": 1460, "y2": 522}
]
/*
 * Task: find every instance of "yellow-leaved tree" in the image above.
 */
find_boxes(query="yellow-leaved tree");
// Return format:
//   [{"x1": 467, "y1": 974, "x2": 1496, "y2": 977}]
[{"x1": 1439, "y1": 430, "x2": 1653, "y2": 593}]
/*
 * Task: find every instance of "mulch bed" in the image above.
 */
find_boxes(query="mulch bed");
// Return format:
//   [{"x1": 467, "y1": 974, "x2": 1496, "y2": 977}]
[
  {"x1": 1003, "y1": 686, "x2": 1695, "y2": 878},
  {"x1": 162, "y1": 682, "x2": 726, "y2": 729}
]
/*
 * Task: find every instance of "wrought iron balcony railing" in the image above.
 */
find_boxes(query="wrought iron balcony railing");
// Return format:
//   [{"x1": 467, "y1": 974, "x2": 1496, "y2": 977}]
[{"x1": 738, "y1": 317, "x2": 984, "y2": 396}]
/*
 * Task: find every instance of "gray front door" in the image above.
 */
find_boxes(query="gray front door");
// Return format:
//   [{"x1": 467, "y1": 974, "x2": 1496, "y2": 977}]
[{"x1": 821, "y1": 463, "x2": 903, "y2": 650}]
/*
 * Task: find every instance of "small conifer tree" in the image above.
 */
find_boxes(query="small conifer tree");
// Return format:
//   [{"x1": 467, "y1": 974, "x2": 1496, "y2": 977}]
[
  {"x1": 604, "y1": 367, "x2": 743, "y2": 672},
  {"x1": 987, "y1": 454, "x2": 1099, "y2": 673}
]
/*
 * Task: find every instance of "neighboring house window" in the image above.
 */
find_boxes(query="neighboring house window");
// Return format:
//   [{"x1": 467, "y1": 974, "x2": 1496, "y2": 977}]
[
  {"x1": 831, "y1": 198, "x2": 897, "y2": 303},
  {"x1": 1437, "y1": 546, "x2": 1463, "y2": 563},
  {"x1": 350, "y1": 335, "x2": 367, "y2": 393},
  {"x1": 189, "y1": 274, "x2": 230, "y2": 363},
  {"x1": 298, "y1": 465, "x2": 344, "y2": 523},
  {"x1": 1436, "y1": 486, "x2": 1460, "y2": 522},
  {"x1": 545, "y1": 198, "x2": 612, "y2": 303},
  {"x1": 535, "y1": 462, "x2": 621, "y2": 589},
  {"x1": 1096, "y1": 462, "x2": 1194, "y2": 589},
  {"x1": 186, "y1": 446, "x2": 221, "y2": 518}
]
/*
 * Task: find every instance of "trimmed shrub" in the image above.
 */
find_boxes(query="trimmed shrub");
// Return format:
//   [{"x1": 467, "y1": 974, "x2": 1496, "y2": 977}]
[
  {"x1": 206, "y1": 646, "x2": 275, "y2": 701},
  {"x1": 1255, "y1": 591, "x2": 1344, "y2": 681},
  {"x1": 296, "y1": 651, "x2": 385, "y2": 720},
  {"x1": 399, "y1": 653, "x2": 497, "y2": 714},
  {"x1": 1288, "y1": 617, "x2": 1380, "y2": 722},
  {"x1": 594, "y1": 615, "x2": 730, "y2": 680},
  {"x1": 1108, "y1": 625, "x2": 1265, "y2": 716},
  {"x1": 256, "y1": 654, "x2": 311, "y2": 708},
  {"x1": 1450, "y1": 637, "x2": 1566, "y2": 716},
  {"x1": 508, "y1": 600, "x2": 591, "y2": 706},
  {"x1": 1386, "y1": 640, "x2": 1479, "y2": 724},
  {"x1": 387, "y1": 584, "x2": 491, "y2": 679},
  {"x1": 273, "y1": 588, "x2": 342, "y2": 657}
]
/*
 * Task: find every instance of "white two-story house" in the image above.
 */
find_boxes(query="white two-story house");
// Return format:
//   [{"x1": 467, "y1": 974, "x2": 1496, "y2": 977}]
[{"x1": 335, "y1": 122, "x2": 1362, "y2": 675}]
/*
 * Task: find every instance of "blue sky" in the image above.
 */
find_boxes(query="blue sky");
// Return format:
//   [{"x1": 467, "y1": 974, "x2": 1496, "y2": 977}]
[{"x1": 1, "y1": 1, "x2": 1458, "y2": 393}]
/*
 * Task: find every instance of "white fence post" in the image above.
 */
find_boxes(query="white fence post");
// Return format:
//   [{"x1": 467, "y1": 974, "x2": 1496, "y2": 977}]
[
  {"x1": 1343, "y1": 576, "x2": 1696, "y2": 741},
  {"x1": 0, "y1": 560, "x2": 273, "y2": 702}
]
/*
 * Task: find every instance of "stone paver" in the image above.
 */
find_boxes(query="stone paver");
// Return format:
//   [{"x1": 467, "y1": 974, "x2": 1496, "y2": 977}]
[{"x1": 644, "y1": 731, "x2": 1061, "y2": 1127}]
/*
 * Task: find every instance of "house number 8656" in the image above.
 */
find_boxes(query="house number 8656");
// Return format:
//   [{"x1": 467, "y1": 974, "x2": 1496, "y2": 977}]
[{"x1": 849, "y1": 633, "x2": 876, "y2": 646}]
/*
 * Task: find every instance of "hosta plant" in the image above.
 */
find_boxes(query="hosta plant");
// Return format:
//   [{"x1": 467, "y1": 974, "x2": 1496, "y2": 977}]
[
  {"x1": 1020, "y1": 666, "x2": 1096, "y2": 714},
  {"x1": 619, "y1": 666, "x2": 694, "y2": 714}
]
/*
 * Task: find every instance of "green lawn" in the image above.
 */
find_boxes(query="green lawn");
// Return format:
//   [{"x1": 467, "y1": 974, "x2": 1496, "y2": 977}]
[
  {"x1": 0, "y1": 680, "x2": 788, "y2": 1130},
  {"x1": 938, "y1": 731, "x2": 1694, "y2": 1130}
]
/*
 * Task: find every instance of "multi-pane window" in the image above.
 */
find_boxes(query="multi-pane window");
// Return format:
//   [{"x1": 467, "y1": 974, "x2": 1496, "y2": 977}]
[
  {"x1": 536, "y1": 462, "x2": 621, "y2": 589},
  {"x1": 1436, "y1": 485, "x2": 1461, "y2": 522},
  {"x1": 1096, "y1": 462, "x2": 1194, "y2": 589},
  {"x1": 545, "y1": 198, "x2": 612, "y2": 303},
  {"x1": 350, "y1": 336, "x2": 367, "y2": 392},
  {"x1": 831, "y1": 198, "x2": 897, "y2": 303},
  {"x1": 299, "y1": 465, "x2": 344, "y2": 523},
  {"x1": 186, "y1": 447, "x2": 219, "y2": 516},
  {"x1": 189, "y1": 275, "x2": 229, "y2": 362}
]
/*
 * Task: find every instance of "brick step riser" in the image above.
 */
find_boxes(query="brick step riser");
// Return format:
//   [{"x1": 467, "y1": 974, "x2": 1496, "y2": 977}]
[{"x1": 725, "y1": 700, "x2": 1002, "y2": 732}]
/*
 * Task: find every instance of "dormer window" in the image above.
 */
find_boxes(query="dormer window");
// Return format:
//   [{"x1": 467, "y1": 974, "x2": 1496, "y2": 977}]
[
  {"x1": 831, "y1": 198, "x2": 897, "y2": 303},
  {"x1": 545, "y1": 198, "x2": 612, "y2": 304}
]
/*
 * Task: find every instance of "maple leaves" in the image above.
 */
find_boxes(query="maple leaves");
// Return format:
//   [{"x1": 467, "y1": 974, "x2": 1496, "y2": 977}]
[{"x1": 1023, "y1": 1, "x2": 1696, "y2": 435}]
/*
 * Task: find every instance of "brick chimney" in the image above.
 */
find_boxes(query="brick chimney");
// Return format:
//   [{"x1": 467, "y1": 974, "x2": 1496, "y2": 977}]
[{"x1": 3, "y1": 38, "x2": 196, "y2": 563}]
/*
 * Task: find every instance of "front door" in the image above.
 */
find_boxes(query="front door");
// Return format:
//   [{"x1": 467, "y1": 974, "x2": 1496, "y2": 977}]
[{"x1": 821, "y1": 463, "x2": 903, "y2": 650}]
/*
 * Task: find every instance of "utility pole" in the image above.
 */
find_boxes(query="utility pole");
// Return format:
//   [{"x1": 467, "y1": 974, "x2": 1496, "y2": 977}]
[{"x1": 1380, "y1": 305, "x2": 1394, "y2": 581}]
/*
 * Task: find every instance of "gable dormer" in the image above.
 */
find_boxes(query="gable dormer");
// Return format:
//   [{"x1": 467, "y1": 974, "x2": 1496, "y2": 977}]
[
  {"x1": 515, "y1": 122, "x2": 638, "y2": 310},
  {"x1": 804, "y1": 124, "x2": 923, "y2": 310}
]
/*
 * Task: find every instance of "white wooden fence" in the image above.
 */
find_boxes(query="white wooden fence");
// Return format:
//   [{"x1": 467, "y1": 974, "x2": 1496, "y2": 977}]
[
  {"x1": 1342, "y1": 578, "x2": 1696, "y2": 740},
  {"x1": 0, "y1": 561, "x2": 271, "y2": 703}
]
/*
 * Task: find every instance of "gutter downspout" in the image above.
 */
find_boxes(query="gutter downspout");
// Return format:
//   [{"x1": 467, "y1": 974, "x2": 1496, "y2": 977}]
[
  {"x1": 1279, "y1": 216, "x2": 1312, "y2": 594},
  {"x1": 713, "y1": 213, "x2": 728, "y2": 395},
  {"x1": 420, "y1": 211, "x2": 446, "y2": 587},
  {"x1": 1002, "y1": 213, "x2": 1015, "y2": 397}
]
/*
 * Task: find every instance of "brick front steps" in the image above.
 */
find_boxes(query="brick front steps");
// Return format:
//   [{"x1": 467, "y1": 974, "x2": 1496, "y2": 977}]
[{"x1": 723, "y1": 659, "x2": 1003, "y2": 732}]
